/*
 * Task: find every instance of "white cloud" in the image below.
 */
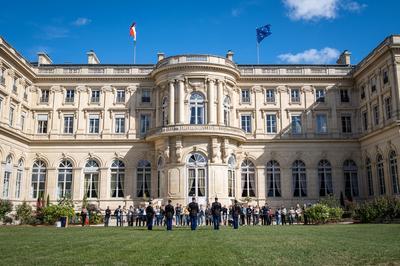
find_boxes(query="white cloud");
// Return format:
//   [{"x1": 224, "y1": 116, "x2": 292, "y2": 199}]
[
  {"x1": 72, "y1": 17, "x2": 91, "y2": 26},
  {"x1": 278, "y1": 47, "x2": 340, "y2": 64},
  {"x1": 282, "y1": 0, "x2": 366, "y2": 21}
]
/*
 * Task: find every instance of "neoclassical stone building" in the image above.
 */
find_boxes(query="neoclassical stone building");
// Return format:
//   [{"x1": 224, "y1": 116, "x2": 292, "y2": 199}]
[{"x1": 0, "y1": 35, "x2": 399, "y2": 208}]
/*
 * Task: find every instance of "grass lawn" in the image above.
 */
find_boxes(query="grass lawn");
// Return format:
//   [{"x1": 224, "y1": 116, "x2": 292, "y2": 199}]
[{"x1": 0, "y1": 224, "x2": 399, "y2": 265}]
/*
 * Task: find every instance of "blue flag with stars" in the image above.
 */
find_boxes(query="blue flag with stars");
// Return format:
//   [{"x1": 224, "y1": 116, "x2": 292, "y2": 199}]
[{"x1": 256, "y1": 24, "x2": 272, "y2": 44}]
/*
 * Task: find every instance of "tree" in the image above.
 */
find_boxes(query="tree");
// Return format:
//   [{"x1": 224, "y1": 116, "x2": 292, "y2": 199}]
[
  {"x1": 0, "y1": 199, "x2": 13, "y2": 221},
  {"x1": 15, "y1": 202, "x2": 33, "y2": 224}
]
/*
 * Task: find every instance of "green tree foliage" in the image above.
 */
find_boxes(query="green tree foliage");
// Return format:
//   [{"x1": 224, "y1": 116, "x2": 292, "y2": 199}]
[
  {"x1": 15, "y1": 202, "x2": 33, "y2": 225},
  {"x1": 0, "y1": 199, "x2": 13, "y2": 221},
  {"x1": 354, "y1": 196, "x2": 400, "y2": 223},
  {"x1": 305, "y1": 203, "x2": 343, "y2": 224}
]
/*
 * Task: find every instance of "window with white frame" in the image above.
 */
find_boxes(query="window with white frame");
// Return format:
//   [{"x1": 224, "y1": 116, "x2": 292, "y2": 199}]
[
  {"x1": 137, "y1": 160, "x2": 151, "y2": 197},
  {"x1": 223, "y1": 96, "x2": 231, "y2": 126},
  {"x1": 9, "y1": 106, "x2": 14, "y2": 126},
  {"x1": 377, "y1": 154, "x2": 386, "y2": 195},
  {"x1": 266, "y1": 114, "x2": 277, "y2": 133},
  {"x1": 371, "y1": 77, "x2": 377, "y2": 92},
  {"x1": 241, "y1": 114, "x2": 252, "y2": 133},
  {"x1": 141, "y1": 89, "x2": 151, "y2": 103},
  {"x1": 0, "y1": 68, "x2": 4, "y2": 85},
  {"x1": 84, "y1": 160, "x2": 99, "y2": 198},
  {"x1": 267, "y1": 160, "x2": 281, "y2": 197},
  {"x1": 31, "y1": 160, "x2": 46, "y2": 199},
  {"x1": 291, "y1": 88, "x2": 300, "y2": 103},
  {"x1": 0, "y1": 97, "x2": 3, "y2": 113},
  {"x1": 88, "y1": 114, "x2": 100, "y2": 134},
  {"x1": 40, "y1": 89, "x2": 49, "y2": 103},
  {"x1": 2, "y1": 155, "x2": 12, "y2": 198},
  {"x1": 385, "y1": 97, "x2": 392, "y2": 120},
  {"x1": 316, "y1": 114, "x2": 328, "y2": 133},
  {"x1": 241, "y1": 159, "x2": 256, "y2": 197},
  {"x1": 162, "y1": 97, "x2": 168, "y2": 126},
  {"x1": 115, "y1": 114, "x2": 125, "y2": 133},
  {"x1": 316, "y1": 89, "x2": 325, "y2": 103},
  {"x1": 373, "y1": 105, "x2": 379, "y2": 126},
  {"x1": 64, "y1": 115, "x2": 74, "y2": 134},
  {"x1": 341, "y1": 115, "x2": 352, "y2": 133},
  {"x1": 366, "y1": 158, "x2": 374, "y2": 196},
  {"x1": 12, "y1": 78, "x2": 17, "y2": 93},
  {"x1": 91, "y1": 89, "x2": 100, "y2": 103},
  {"x1": 362, "y1": 111, "x2": 368, "y2": 131},
  {"x1": 140, "y1": 114, "x2": 150, "y2": 135},
  {"x1": 292, "y1": 160, "x2": 307, "y2": 197},
  {"x1": 189, "y1": 92, "x2": 205, "y2": 124},
  {"x1": 37, "y1": 114, "x2": 48, "y2": 134},
  {"x1": 344, "y1": 160, "x2": 359, "y2": 198},
  {"x1": 318, "y1": 160, "x2": 333, "y2": 196},
  {"x1": 389, "y1": 150, "x2": 399, "y2": 194},
  {"x1": 65, "y1": 89, "x2": 75, "y2": 103},
  {"x1": 111, "y1": 160, "x2": 125, "y2": 198},
  {"x1": 241, "y1": 89, "x2": 250, "y2": 103},
  {"x1": 291, "y1": 115, "x2": 302, "y2": 134},
  {"x1": 116, "y1": 89, "x2": 125, "y2": 103},
  {"x1": 20, "y1": 112, "x2": 26, "y2": 131},
  {"x1": 228, "y1": 156, "x2": 236, "y2": 197},
  {"x1": 265, "y1": 89, "x2": 275, "y2": 103},
  {"x1": 15, "y1": 159, "x2": 23, "y2": 198},
  {"x1": 57, "y1": 160, "x2": 73, "y2": 199}
]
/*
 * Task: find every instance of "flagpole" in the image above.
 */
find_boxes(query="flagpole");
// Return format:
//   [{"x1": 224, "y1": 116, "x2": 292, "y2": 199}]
[
  {"x1": 134, "y1": 40, "x2": 136, "y2": 64},
  {"x1": 257, "y1": 41, "x2": 260, "y2": 64}
]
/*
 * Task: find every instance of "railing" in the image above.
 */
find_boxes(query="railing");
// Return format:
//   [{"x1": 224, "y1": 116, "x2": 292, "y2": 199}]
[
  {"x1": 156, "y1": 55, "x2": 237, "y2": 69},
  {"x1": 240, "y1": 66, "x2": 353, "y2": 76}
]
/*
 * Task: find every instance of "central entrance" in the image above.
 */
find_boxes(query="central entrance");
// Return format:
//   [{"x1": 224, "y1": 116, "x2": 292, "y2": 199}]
[{"x1": 187, "y1": 152, "x2": 207, "y2": 205}]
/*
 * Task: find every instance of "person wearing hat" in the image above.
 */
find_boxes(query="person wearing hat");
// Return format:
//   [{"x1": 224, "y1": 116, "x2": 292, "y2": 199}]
[
  {"x1": 232, "y1": 199, "x2": 242, "y2": 229},
  {"x1": 211, "y1": 197, "x2": 222, "y2": 230},
  {"x1": 164, "y1": 199, "x2": 175, "y2": 231},
  {"x1": 187, "y1": 197, "x2": 199, "y2": 230},
  {"x1": 145, "y1": 201, "x2": 155, "y2": 230}
]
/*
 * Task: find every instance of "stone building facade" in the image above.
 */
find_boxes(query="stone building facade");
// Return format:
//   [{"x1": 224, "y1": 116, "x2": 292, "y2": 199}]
[{"x1": 0, "y1": 35, "x2": 399, "y2": 208}]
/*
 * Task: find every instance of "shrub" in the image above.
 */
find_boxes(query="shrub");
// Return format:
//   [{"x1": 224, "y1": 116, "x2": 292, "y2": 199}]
[
  {"x1": 42, "y1": 198, "x2": 75, "y2": 225},
  {"x1": 319, "y1": 195, "x2": 341, "y2": 208},
  {"x1": 0, "y1": 199, "x2": 13, "y2": 221},
  {"x1": 305, "y1": 203, "x2": 344, "y2": 224},
  {"x1": 87, "y1": 204, "x2": 103, "y2": 224},
  {"x1": 15, "y1": 202, "x2": 34, "y2": 225},
  {"x1": 3, "y1": 216, "x2": 13, "y2": 225},
  {"x1": 354, "y1": 196, "x2": 400, "y2": 223}
]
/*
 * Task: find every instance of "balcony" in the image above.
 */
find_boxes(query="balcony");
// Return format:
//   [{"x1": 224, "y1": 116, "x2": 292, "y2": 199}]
[{"x1": 146, "y1": 124, "x2": 246, "y2": 141}]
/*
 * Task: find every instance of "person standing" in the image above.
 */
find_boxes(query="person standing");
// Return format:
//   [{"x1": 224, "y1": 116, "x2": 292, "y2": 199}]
[
  {"x1": 188, "y1": 197, "x2": 199, "y2": 230},
  {"x1": 232, "y1": 200, "x2": 241, "y2": 229},
  {"x1": 281, "y1": 206, "x2": 287, "y2": 225},
  {"x1": 104, "y1": 206, "x2": 111, "y2": 227},
  {"x1": 80, "y1": 207, "x2": 87, "y2": 227},
  {"x1": 246, "y1": 206, "x2": 252, "y2": 225},
  {"x1": 165, "y1": 199, "x2": 175, "y2": 231},
  {"x1": 146, "y1": 201, "x2": 155, "y2": 230},
  {"x1": 114, "y1": 206, "x2": 122, "y2": 227},
  {"x1": 222, "y1": 205, "x2": 228, "y2": 226},
  {"x1": 128, "y1": 206, "x2": 134, "y2": 226},
  {"x1": 211, "y1": 197, "x2": 222, "y2": 230},
  {"x1": 175, "y1": 204, "x2": 181, "y2": 226}
]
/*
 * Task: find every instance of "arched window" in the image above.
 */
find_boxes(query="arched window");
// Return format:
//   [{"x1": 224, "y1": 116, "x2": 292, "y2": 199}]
[
  {"x1": 377, "y1": 154, "x2": 386, "y2": 195},
  {"x1": 267, "y1": 160, "x2": 281, "y2": 197},
  {"x1": 223, "y1": 96, "x2": 231, "y2": 126},
  {"x1": 137, "y1": 160, "x2": 151, "y2": 197},
  {"x1": 162, "y1": 96, "x2": 168, "y2": 126},
  {"x1": 228, "y1": 155, "x2": 236, "y2": 197},
  {"x1": 318, "y1": 160, "x2": 333, "y2": 196},
  {"x1": 188, "y1": 153, "x2": 207, "y2": 197},
  {"x1": 389, "y1": 150, "x2": 399, "y2": 194},
  {"x1": 343, "y1": 160, "x2": 359, "y2": 199},
  {"x1": 2, "y1": 155, "x2": 13, "y2": 198},
  {"x1": 15, "y1": 159, "x2": 24, "y2": 198},
  {"x1": 189, "y1": 92, "x2": 205, "y2": 125},
  {"x1": 157, "y1": 157, "x2": 164, "y2": 198},
  {"x1": 292, "y1": 160, "x2": 307, "y2": 197},
  {"x1": 111, "y1": 160, "x2": 125, "y2": 198},
  {"x1": 366, "y1": 158, "x2": 374, "y2": 196},
  {"x1": 241, "y1": 159, "x2": 256, "y2": 197},
  {"x1": 84, "y1": 160, "x2": 99, "y2": 198},
  {"x1": 58, "y1": 160, "x2": 73, "y2": 199},
  {"x1": 31, "y1": 160, "x2": 46, "y2": 199}
]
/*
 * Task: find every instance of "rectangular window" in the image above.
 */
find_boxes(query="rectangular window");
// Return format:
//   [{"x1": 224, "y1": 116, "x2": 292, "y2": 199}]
[
  {"x1": 266, "y1": 114, "x2": 277, "y2": 133},
  {"x1": 65, "y1": 89, "x2": 75, "y2": 103},
  {"x1": 340, "y1": 89, "x2": 350, "y2": 103},
  {"x1": 115, "y1": 115, "x2": 125, "y2": 133},
  {"x1": 316, "y1": 114, "x2": 328, "y2": 133},
  {"x1": 37, "y1": 114, "x2": 48, "y2": 134},
  {"x1": 241, "y1": 89, "x2": 250, "y2": 103},
  {"x1": 360, "y1": 86, "x2": 366, "y2": 100},
  {"x1": 116, "y1": 90, "x2": 125, "y2": 103},
  {"x1": 385, "y1": 97, "x2": 392, "y2": 120},
  {"x1": 12, "y1": 78, "x2": 17, "y2": 93},
  {"x1": 362, "y1": 111, "x2": 368, "y2": 131},
  {"x1": 0, "y1": 97, "x2": 3, "y2": 113},
  {"x1": 64, "y1": 115, "x2": 74, "y2": 134},
  {"x1": 0, "y1": 68, "x2": 4, "y2": 85},
  {"x1": 141, "y1": 89, "x2": 151, "y2": 103},
  {"x1": 20, "y1": 113, "x2": 26, "y2": 131},
  {"x1": 15, "y1": 170, "x2": 22, "y2": 198},
  {"x1": 140, "y1": 114, "x2": 150, "y2": 135},
  {"x1": 291, "y1": 89, "x2": 300, "y2": 103},
  {"x1": 315, "y1": 89, "x2": 325, "y2": 103},
  {"x1": 241, "y1": 115, "x2": 251, "y2": 133},
  {"x1": 9, "y1": 106, "x2": 14, "y2": 126},
  {"x1": 89, "y1": 114, "x2": 100, "y2": 133},
  {"x1": 291, "y1": 115, "x2": 302, "y2": 134},
  {"x1": 341, "y1": 115, "x2": 352, "y2": 133},
  {"x1": 371, "y1": 77, "x2": 376, "y2": 92},
  {"x1": 40, "y1": 89, "x2": 49, "y2": 103},
  {"x1": 2, "y1": 172, "x2": 10, "y2": 198},
  {"x1": 265, "y1": 89, "x2": 275, "y2": 103},
  {"x1": 383, "y1": 70, "x2": 389, "y2": 84},
  {"x1": 373, "y1": 105, "x2": 379, "y2": 126},
  {"x1": 91, "y1": 90, "x2": 100, "y2": 103}
]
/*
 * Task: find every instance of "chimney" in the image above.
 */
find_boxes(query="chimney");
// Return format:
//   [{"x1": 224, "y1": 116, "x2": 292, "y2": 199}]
[
  {"x1": 87, "y1": 50, "x2": 100, "y2": 64},
  {"x1": 226, "y1": 50, "x2": 234, "y2": 61},
  {"x1": 157, "y1": 52, "x2": 165, "y2": 62},
  {"x1": 336, "y1": 50, "x2": 351, "y2": 65},
  {"x1": 37, "y1": 52, "x2": 52, "y2": 66}
]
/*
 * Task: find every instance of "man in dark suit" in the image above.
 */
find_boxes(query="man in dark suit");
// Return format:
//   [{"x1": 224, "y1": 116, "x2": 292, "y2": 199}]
[
  {"x1": 211, "y1": 197, "x2": 222, "y2": 230},
  {"x1": 164, "y1": 199, "x2": 175, "y2": 231},
  {"x1": 187, "y1": 197, "x2": 199, "y2": 230},
  {"x1": 114, "y1": 205, "x2": 122, "y2": 227},
  {"x1": 146, "y1": 201, "x2": 155, "y2": 230},
  {"x1": 232, "y1": 200, "x2": 242, "y2": 229},
  {"x1": 104, "y1": 206, "x2": 111, "y2": 227}
]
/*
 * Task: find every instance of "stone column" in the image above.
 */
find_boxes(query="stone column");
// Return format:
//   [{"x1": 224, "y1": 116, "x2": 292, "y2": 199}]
[
  {"x1": 99, "y1": 168, "x2": 109, "y2": 200},
  {"x1": 178, "y1": 80, "x2": 185, "y2": 124},
  {"x1": 72, "y1": 168, "x2": 82, "y2": 201},
  {"x1": 208, "y1": 79, "x2": 216, "y2": 124},
  {"x1": 217, "y1": 80, "x2": 224, "y2": 125},
  {"x1": 168, "y1": 81, "x2": 175, "y2": 125},
  {"x1": 155, "y1": 89, "x2": 160, "y2": 127},
  {"x1": 46, "y1": 168, "x2": 57, "y2": 201}
]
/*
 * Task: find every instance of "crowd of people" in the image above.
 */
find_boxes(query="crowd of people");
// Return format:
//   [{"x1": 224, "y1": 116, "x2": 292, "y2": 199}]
[{"x1": 80, "y1": 197, "x2": 311, "y2": 230}]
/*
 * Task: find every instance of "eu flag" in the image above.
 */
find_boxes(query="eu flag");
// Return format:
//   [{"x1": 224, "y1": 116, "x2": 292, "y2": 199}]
[{"x1": 256, "y1": 24, "x2": 272, "y2": 44}]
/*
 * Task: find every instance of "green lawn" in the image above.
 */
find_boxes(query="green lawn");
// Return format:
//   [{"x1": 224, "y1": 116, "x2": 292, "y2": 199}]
[{"x1": 0, "y1": 224, "x2": 399, "y2": 265}]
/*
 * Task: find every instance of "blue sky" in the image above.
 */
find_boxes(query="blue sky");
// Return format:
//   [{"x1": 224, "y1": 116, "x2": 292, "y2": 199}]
[{"x1": 0, "y1": 0, "x2": 399, "y2": 65}]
